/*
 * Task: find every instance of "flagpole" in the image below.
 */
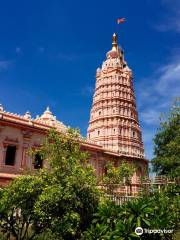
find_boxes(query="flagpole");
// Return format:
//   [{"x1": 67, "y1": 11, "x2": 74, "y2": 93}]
[
  {"x1": 116, "y1": 18, "x2": 118, "y2": 36},
  {"x1": 116, "y1": 17, "x2": 126, "y2": 46}
]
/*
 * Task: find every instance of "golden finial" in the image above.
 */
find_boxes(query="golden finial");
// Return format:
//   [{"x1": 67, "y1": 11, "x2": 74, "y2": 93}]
[{"x1": 112, "y1": 33, "x2": 118, "y2": 51}]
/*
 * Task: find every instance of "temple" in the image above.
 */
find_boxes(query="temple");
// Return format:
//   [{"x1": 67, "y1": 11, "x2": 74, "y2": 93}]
[
  {"x1": 0, "y1": 33, "x2": 148, "y2": 193},
  {"x1": 87, "y1": 33, "x2": 144, "y2": 157}
]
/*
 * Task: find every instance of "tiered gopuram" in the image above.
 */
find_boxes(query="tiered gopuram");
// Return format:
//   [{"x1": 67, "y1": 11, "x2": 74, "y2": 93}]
[{"x1": 87, "y1": 33, "x2": 144, "y2": 158}]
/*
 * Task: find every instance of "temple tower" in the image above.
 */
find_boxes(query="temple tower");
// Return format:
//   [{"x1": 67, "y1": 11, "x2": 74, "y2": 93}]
[{"x1": 87, "y1": 33, "x2": 144, "y2": 158}]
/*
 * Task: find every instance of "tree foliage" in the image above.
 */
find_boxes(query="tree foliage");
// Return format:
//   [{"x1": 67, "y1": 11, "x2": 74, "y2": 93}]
[
  {"x1": 0, "y1": 173, "x2": 49, "y2": 240},
  {"x1": 0, "y1": 129, "x2": 100, "y2": 240},
  {"x1": 82, "y1": 187, "x2": 180, "y2": 240},
  {"x1": 102, "y1": 161, "x2": 135, "y2": 194},
  {"x1": 152, "y1": 98, "x2": 180, "y2": 178}
]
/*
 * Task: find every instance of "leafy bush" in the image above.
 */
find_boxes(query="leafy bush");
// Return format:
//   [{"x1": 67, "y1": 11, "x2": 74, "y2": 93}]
[{"x1": 82, "y1": 188, "x2": 180, "y2": 240}]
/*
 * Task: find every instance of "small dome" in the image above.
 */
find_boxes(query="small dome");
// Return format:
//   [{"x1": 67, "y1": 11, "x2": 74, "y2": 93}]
[
  {"x1": 35, "y1": 106, "x2": 67, "y2": 132},
  {"x1": 106, "y1": 50, "x2": 119, "y2": 59},
  {"x1": 38, "y1": 106, "x2": 54, "y2": 121}
]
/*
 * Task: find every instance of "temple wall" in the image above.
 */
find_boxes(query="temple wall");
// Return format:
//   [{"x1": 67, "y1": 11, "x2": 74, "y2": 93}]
[
  {"x1": 0, "y1": 126, "x2": 23, "y2": 171},
  {"x1": 0, "y1": 123, "x2": 147, "y2": 188},
  {"x1": 0, "y1": 125, "x2": 44, "y2": 178}
]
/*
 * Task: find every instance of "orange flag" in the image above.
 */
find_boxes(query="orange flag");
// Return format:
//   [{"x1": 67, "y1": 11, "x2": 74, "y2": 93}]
[{"x1": 117, "y1": 18, "x2": 126, "y2": 24}]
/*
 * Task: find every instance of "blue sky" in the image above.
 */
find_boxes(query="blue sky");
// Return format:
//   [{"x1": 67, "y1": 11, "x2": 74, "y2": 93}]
[{"x1": 0, "y1": 0, "x2": 179, "y2": 162}]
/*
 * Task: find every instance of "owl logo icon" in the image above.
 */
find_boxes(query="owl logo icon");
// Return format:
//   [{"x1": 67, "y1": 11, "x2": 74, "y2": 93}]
[{"x1": 135, "y1": 227, "x2": 143, "y2": 236}]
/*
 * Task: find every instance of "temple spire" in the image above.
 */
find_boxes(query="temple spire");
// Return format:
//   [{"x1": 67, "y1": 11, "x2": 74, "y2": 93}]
[
  {"x1": 112, "y1": 33, "x2": 118, "y2": 51},
  {"x1": 87, "y1": 33, "x2": 144, "y2": 158}
]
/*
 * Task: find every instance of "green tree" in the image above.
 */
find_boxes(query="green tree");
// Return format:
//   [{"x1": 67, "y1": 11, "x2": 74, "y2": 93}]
[
  {"x1": 0, "y1": 173, "x2": 50, "y2": 240},
  {"x1": 152, "y1": 98, "x2": 180, "y2": 178},
  {"x1": 103, "y1": 161, "x2": 135, "y2": 194},
  {"x1": 33, "y1": 129, "x2": 99, "y2": 239},
  {"x1": 0, "y1": 129, "x2": 100, "y2": 240}
]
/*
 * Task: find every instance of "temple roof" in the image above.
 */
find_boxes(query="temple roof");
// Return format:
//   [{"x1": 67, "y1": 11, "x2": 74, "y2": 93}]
[
  {"x1": 35, "y1": 106, "x2": 67, "y2": 132},
  {"x1": 0, "y1": 104, "x2": 67, "y2": 133},
  {"x1": 0, "y1": 103, "x2": 146, "y2": 160}
]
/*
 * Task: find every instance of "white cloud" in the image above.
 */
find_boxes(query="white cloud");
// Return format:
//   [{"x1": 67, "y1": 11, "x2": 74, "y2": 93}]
[
  {"x1": 137, "y1": 56, "x2": 180, "y2": 123},
  {"x1": 156, "y1": 62, "x2": 180, "y2": 96},
  {"x1": 136, "y1": 52, "x2": 180, "y2": 159},
  {"x1": 155, "y1": 17, "x2": 180, "y2": 33},
  {"x1": 155, "y1": 0, "x2": 180, "y2": 33},
  {"x1": 140, "y1": 109, "x2": 161, "y2": 125}
]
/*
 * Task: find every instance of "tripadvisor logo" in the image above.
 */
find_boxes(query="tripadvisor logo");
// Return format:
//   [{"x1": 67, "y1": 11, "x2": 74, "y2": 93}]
[{"x1": 135, "y1": 227, "x2": 143, "y2": 236}]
